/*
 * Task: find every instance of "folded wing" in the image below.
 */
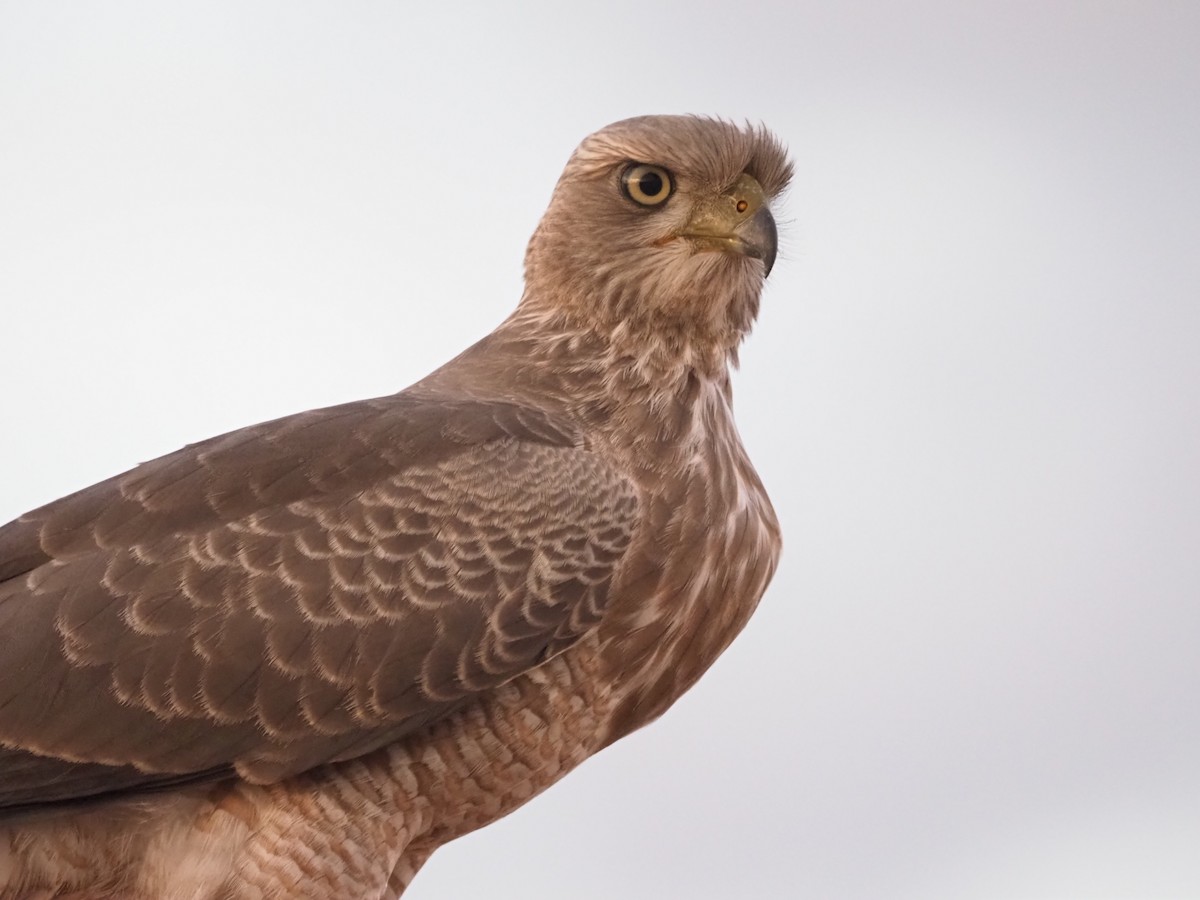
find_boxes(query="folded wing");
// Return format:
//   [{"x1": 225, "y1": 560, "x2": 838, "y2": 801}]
[{"x1": 0, "y1": 393, "x2": 638, "y2": 813}]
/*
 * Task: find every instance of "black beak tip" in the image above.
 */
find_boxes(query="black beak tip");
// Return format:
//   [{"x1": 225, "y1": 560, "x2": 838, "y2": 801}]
[{"x1": 747, "y1": 206, "x2": 778, "y2": 278}]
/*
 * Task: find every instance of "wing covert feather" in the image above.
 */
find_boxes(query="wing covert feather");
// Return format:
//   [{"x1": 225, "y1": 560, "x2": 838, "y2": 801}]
[{"x1": 0, "y1": 396, "x2": 637, "y2": 812}]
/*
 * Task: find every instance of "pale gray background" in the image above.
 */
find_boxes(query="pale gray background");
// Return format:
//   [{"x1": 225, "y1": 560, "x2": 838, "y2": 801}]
[{"x1": 1, "y1": 2, "x2": 1197, "y2": 898}]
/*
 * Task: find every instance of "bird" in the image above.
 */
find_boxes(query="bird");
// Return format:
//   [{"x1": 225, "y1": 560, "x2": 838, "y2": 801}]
[{"x1": 0, "y1": 114, "x2": 791, "y2": 899}]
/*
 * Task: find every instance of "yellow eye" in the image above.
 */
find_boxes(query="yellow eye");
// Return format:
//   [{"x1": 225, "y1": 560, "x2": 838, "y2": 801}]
[{"x1": 621, "y1": 163, "x2": 673, "y2": 207}]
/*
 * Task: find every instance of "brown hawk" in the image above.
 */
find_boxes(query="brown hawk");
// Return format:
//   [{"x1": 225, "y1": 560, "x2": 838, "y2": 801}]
[{"x1": 0, "y1": 115, "x2": 791, "y2": 898}]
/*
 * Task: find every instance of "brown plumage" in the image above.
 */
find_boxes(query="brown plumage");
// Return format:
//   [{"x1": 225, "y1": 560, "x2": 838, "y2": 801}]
[{"x1": 0, "y1": 115, "x2": 791, "y2": 898}]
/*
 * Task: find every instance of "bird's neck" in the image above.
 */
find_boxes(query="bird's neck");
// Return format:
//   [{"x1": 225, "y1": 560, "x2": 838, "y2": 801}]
[
  {"x1": 414, "y1": 306, "x2": 737, "y2": 450},
  {"x1": 504, "y1": 301, "x2": 738, "y2": 387}
]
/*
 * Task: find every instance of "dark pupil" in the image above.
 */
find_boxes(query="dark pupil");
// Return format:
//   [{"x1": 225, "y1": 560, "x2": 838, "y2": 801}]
[{"x1": 638, "y1": 171, "x2": 664, "y2": 198}]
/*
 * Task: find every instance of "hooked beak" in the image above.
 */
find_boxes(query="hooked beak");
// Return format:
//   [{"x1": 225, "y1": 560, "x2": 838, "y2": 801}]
[{"x1": 676, "y1": 172, "x2": 778, "y2": 277}]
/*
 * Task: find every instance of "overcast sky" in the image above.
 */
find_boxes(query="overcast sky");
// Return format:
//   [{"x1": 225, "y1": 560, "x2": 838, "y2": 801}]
[{"x1": 1, "y1": 2, "x2": 1198, "y2": 898}]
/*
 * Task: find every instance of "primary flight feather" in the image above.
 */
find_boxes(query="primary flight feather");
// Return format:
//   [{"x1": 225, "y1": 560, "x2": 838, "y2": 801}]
[{"x1": 0, "y1": 115, "x2": 791, "y2": 898}]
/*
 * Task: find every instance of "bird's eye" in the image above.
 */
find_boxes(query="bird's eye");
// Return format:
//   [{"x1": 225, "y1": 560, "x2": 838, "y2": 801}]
[{"x1": 621, "y1": 164, "x2": 673, "y2": 207}]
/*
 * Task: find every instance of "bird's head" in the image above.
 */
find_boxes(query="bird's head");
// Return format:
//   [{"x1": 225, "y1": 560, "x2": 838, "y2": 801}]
[{"x1": 521, "y1": 116, "x2": 792, "y2": 372}]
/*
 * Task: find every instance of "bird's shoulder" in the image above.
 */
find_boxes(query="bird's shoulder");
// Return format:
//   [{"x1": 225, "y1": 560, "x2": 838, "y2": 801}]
[{"x1": 0, "y1": 390, "x2": 606, "y2": 582}]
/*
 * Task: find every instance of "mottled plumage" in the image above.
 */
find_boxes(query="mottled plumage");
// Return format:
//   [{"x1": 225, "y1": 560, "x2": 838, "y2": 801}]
[{"x1": 0, "y1": 115, "x2": 791, "y2": 898}]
